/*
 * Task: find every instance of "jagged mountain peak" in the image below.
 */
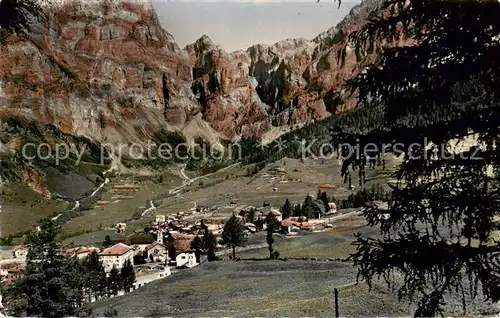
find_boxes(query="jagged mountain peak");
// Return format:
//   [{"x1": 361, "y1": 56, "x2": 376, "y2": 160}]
[
  {"x1": 312, "y1": 26, "x2": 338, "y2": 44},
  {"x1": 0, "y1": 0, "x2": 403, "y2": 198},
  {"x1": 244, "y1": 37, "x2": 315, "y2": 65},
  {"x1": 247, "y1": 38, "x2": 313, "y2": 53},
  {"x1": 196, "y1": 34, "x2": 216, "y2": 48},
  {"x1": 184, "y1": 34, "x2": 219, "y2": 56}
]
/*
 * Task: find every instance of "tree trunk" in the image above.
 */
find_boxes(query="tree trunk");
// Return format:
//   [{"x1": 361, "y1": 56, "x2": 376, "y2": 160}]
[{"x1": 232, "y1": 246, "x2": 236, "y2": 260}]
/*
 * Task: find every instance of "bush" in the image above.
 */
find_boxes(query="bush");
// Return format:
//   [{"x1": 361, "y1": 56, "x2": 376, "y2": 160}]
[
  {"x1": 271, "y1": 250, "x2": 280, "y2": 259},
  {"x1": 129, "y1": 234, "x2": 155, "y2": 245},
  {"x1": 103, "y1": 308, "x2": 118, "y2": 317}
]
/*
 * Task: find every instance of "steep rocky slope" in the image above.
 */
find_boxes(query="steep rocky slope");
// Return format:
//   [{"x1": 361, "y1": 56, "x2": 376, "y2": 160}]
[
  {"x1": 1, "y1": 0, "x2": 198, "y2": 146},
  {"x1": 0, "y1": 0, "x2": 405, "y2": 201},
  {"x1": 184, "y1": 0, "x2": 390, "y2": 137},
  {"x1": 0, "y1": 0, "x2": 389, "y2": 146}
]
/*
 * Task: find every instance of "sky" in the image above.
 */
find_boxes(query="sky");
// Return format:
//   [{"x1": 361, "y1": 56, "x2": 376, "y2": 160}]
[{"x1": 152, "y1": 0, "x2": 361, "y2": 52}]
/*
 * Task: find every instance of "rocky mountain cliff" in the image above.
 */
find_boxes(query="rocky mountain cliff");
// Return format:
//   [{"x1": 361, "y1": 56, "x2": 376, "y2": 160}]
[
  {"x1": 184, "y1": 0, "x2": 386, "y2": 140},
  {"x1": 0, "y1": 0, "x2": 408, "y2": 199},
  {"x1": 0, "y1": 0, "x2": 387, "y2": 145}
]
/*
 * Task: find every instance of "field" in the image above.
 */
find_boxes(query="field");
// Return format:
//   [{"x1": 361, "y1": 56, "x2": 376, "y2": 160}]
[
  {"x1": 60, "y1": 229, "x2": 126, "y2": 247},
  {"x1": 1, "y1": 154, "x2": 397, "y2": 243},
  {"x1": 237, "y1": 228, "x2": 369, "y2": 260},
  {"x1": 0, "y1": 182, "x2": 69, "y2": 237},
  {"x1": 138, "y1": 156, "x2": 396, "y2": 226},
  {"x1": 60, "y1": 171, "x2": 183, "y2": 238},
  {"x1": 93, "y1": 228, "x2": 497, "y2": 317},
  {"x1": 93, "y1": 260, "x2": 495, "y2": 317}
]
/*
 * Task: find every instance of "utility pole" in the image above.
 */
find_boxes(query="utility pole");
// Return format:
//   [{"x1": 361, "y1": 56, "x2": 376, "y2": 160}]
[{"x1": 334, "y1": 288, "x2": 339, "y2": 318}]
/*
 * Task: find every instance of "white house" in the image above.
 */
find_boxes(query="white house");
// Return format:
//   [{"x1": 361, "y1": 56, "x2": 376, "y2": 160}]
[
  {"x1": 11, "y1": 246, "x2": 28, "y2": 261},
  {"x1": 328, "y1": 202, "x2": 337, "y2": 213},
  {"x1": 254, "y1": 207, "x2": 282, "y2": 222},
  {"x1": 175, "y1": 252, "x2": 197, "y2": 268},
  {"x1": 99, "y1": 243, "x2": 134, "y2": 272}
]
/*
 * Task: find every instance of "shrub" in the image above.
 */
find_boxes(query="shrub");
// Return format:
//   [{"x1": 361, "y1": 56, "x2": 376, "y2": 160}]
[{"x1": 103, "y1": 308, "x2": 118, "y2": 317}]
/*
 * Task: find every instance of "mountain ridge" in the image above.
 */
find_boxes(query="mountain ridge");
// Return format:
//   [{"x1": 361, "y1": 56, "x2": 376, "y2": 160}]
[{"x1": 0, "y1": 0, "x2": 399, "y2": 198}]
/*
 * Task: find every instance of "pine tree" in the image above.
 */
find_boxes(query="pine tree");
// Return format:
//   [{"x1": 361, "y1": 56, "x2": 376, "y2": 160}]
[
  {"x1": 265, "y1": 214, "x2": 281, "y2": 259},
  {"x1": 120, "y1": 260, "x2": 135, "y2": 293},
  {"x1": 5, "y1": 219, "x2": 87, "y2": 317},
  {"x1": 342, "y1": 0, "x2": 500, "y2": 316},
  {"x1": 201, "y1": 221, "x2": 217, "y2": 261},
  {"x1": 190, "y1": 236, "x2": 204, "y2": 263},
  {"x1": 319, "y1": 192, "x2": 330, "y2": 212},
  {"x1": 301, "y1": 195, "x2": 315, "y2": 219},
  {"x1": 292, "y1": 204, "x2": 302, "y2": 217},
  {"x1": 103, "y1": 235, "x2": 113, "y2": 248},
  {"x1": 281, "y1": 198, "x2": 291, "y2": 219},
  {"x1": 83, "y1": 251, "x2": 107, "y2": 301},
  {"x1": 107, "y1": 266, "x2": 122, "y2": 297},
  {"x1": 220, "y1": 214, "x2": 248, "y2": 260}
]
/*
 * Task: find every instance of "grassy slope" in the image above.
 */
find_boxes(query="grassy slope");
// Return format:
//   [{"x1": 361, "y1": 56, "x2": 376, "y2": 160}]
[
  {"x1": 239, "y1": 231, "x2": 359, "y2": 259},
  {"x1": 93, "y1": 259, "x2": 494, "y2": 317},
  {"x1": 61, "y1": 172, "x2": 183, "y2": 238},
  {"x1": 150, "y1": 156, "x2": 395, "y2": 223},
  {"x1": 0, "y1": 183, "x2": 69, "y2": 237},
  {"x1": 94, "y1": 229, "x2": 496, "y2": 317}
]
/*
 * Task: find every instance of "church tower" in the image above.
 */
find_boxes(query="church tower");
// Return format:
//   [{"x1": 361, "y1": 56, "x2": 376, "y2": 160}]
[{"x1": 157, "y1": 230, "x2": 163, "y2": 245}]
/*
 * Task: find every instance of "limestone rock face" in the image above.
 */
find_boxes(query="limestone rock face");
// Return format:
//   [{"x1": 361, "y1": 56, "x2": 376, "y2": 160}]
[
  {"x1": 180, "y1": 0, "x2": 409, "y2": 131},
  {"x1": 0, "y1": 0, "x2": 418, "y2": 196},
  {"x1": 0, "y1": 0, "x2": 402, "y2": 147},
  {"x1": 0, "y1": 0, "x2": 198, "y2": 149},
  {"x1": 185, "y1": 35, "x2": 269, "y2": 140}
]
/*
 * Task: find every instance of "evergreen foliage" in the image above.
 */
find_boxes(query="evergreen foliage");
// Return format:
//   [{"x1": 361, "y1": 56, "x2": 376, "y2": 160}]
[
  {"x1": 319, "y1": 191, "x2": 330, "y2": 211},
  {"x1": 103, "y1": 235, "x2": 113, "y2": 248},
  {"x1": 221, "y1": 214, "x2": 248, "y2": 260},
  {"x1": 4, "y1": 219, "x2": 89, "y2": 317},
  {"x1": 83, "y1": 251, "x2": 107, "y2": 302},
  {"x1": 281, "y1": 198, "x2": 292, "y2": 219},
  {"x1": 265, "y1": 214, "x2": 281, "y2": 260},
  {"x1": 190, "y1": 235, "x2": 204, "y2": 263},
  {"x1": 339, "y1": 184, "x2": 390, "y2": 209},
  {"x1": 339, "y1": 0, "x2": 500, "y2": 316},
  {"x1": 107, "y1": 266, "x2": 122, "y2": 297},
  {"x1": 120, "y1": 260, "x2": 135, "y2": 293}
]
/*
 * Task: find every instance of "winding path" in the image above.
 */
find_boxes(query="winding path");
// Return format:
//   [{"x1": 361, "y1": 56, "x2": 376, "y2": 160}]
[{"x1": 142, "y1": 163, "x2": 240, "y2": 217}]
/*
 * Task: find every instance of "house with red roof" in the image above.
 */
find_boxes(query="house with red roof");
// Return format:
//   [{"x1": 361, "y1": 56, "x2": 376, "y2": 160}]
[
  {"x1": 62, "y1": 247, "x2": 99, "y2": 259},
  {"x1": 0, "y1": 262, "x2": 25, "y2": 287},
  {"x1": 99, "y1": 243, "x2": 134, "y2": 272},
  {"x1": 164, "y1": 233, "x2": 198, "y2": 268}
]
